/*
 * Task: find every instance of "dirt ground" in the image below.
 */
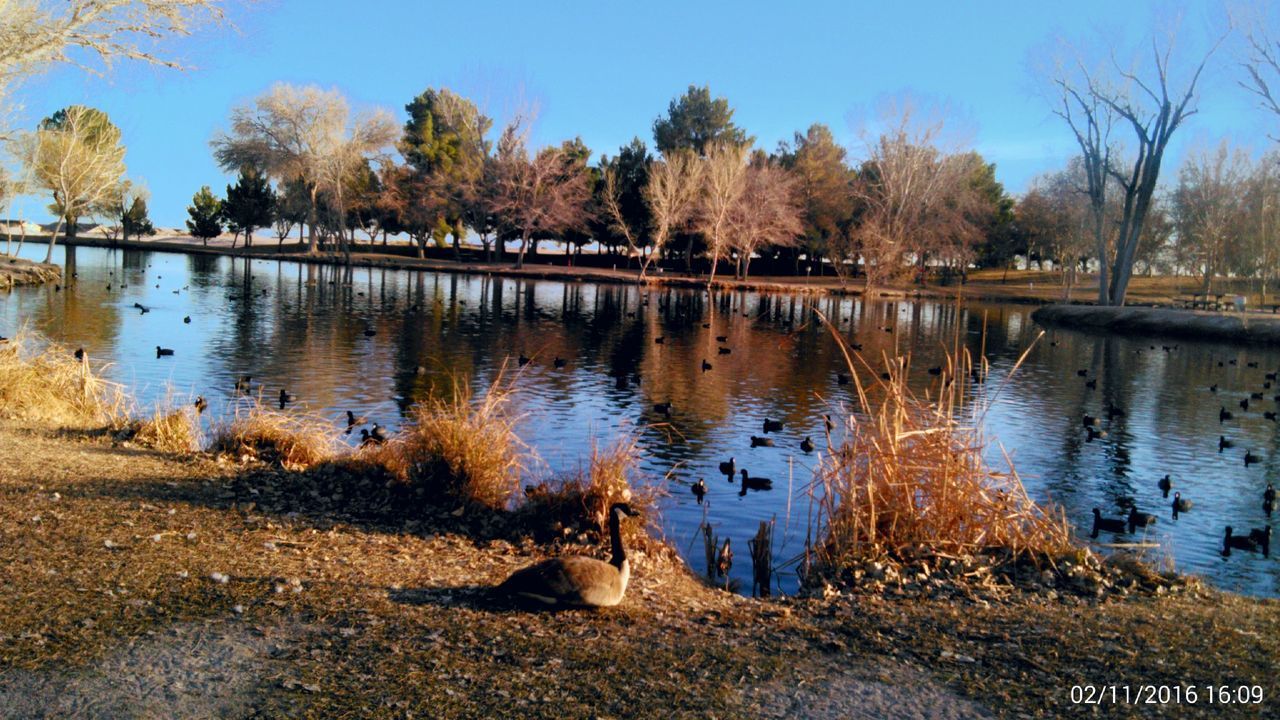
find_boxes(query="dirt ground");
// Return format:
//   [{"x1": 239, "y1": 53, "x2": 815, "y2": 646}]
[{"x1": 0, "y1": 423, "x2": 1276, "y2": 719}]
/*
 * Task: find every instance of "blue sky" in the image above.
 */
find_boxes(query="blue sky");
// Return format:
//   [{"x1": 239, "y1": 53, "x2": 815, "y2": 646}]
[{"x1": 10, "y1": 0, "x2": 1268, "y2": 227}]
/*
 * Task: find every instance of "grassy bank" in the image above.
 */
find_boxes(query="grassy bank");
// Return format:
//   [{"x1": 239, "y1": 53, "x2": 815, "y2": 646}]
[
  {"x1": 0, "y1": 333, "x2": 1277, "y2": 718},
  {"x1": 0, "y1": 422, "x2": 1276, "y2": 718},
  {"x1": 1033, "y1": 303, "x2": 1280, "y2": 344}
]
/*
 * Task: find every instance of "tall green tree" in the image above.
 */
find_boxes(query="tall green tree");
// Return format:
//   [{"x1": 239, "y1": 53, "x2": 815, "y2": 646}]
[
  {"x1": 223, "y1": 165, "x2": 276, "y2": 248},
  {"x1": 402, "y1": 88, "x2": 492, "y2": 259},
  {"x1": 186, "y1": 185, "x2": 223, "y2": 245},
  {"x1": 778, "y1": 124, "x2": 854, "y2": 273},
  {"x1": 121, "y1": 195, "x2": 155, "y2": 241},
  {"x1": 652, "y1": 85, "x2": 750, "y2": 157}
]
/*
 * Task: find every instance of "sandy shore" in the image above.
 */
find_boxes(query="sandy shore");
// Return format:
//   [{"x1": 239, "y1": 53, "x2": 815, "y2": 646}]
[{"x1": 0, "y1": 256, "x2": 61, "y2": 290}]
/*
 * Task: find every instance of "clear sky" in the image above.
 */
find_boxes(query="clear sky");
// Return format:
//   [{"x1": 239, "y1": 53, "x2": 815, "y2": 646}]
[{"x1": 9, "y1": 0, "x2": 1269, "y2": 228}]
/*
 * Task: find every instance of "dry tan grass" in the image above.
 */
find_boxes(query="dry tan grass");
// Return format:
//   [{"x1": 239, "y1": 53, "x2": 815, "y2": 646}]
[
  {"x1": 362, "y1": 374, "x2": 528, "y2": 510},
  {"x1": 130, "y1": 406, "x2": 201, "y2": 454},
  {"x1": 209, "y1": 402, "x2": 337, "y2": 470},
  {"x1": 519, "y1": 433, "x2": 663, "y2": 546},
  {"x1": 809, "y1": 310, "x2": 1078, "y2": 581},
  {"x1": 0, "y1": 331, "x2": 126, "y2": 427}
]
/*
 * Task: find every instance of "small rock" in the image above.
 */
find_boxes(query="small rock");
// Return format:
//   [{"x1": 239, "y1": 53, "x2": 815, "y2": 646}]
[{"x1": 210, "y1": 572, "x2": 229, "y2": 584}]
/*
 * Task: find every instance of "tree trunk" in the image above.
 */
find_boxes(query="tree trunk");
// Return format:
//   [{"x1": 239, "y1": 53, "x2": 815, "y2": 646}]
[
  {"x1": 245, "y1": 227, "x2": 253, "y2": 249},
  {"x1": 307, "y1": 188, "x2": 319, "y2": 255},
  {"x1": 44, "y1": 218, "x2": 64, "y2": 264},
  {"x1": 516, "y1": 232, "x2": 530, "y2": 269}
]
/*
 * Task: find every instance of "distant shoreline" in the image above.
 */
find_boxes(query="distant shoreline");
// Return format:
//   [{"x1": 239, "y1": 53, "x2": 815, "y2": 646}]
[{"x1": 1033, "y1": 303, "x2": 1280, "y2": 345}]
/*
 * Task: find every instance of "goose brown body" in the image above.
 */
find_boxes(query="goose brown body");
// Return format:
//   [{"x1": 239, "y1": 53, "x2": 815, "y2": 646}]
[{"x1": 498, "y1": 503, "x2": 639, "y2": 608}]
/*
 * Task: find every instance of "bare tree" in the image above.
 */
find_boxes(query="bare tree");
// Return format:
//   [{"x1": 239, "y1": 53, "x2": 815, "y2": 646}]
[
  {"x1": 1242, "y1": 149, "x2": 1280, "y2": 301},
  {"x1": 311, "y1": 109, "x2": 396, "y2": 261},
  {"x1": 0, "y1": 0, "x2": 231, "y2": 135},
  {"x1": 489, "y1": 118, "x2": 590, "y2": 269},
  {"x1": 640, "y1": 149, "x2": 701, "y2": 279},
  {"x1": 212, "y1": 84, "x2": 393, "y2": 257},
  {"x1": 852, "y1": 109, "x2": 963, "y2": 292},
  {"x1": 1240, "y1": 7, "x2": 1280, "y2": 140},
  {"x1": 1050, "y1": 23, "x2": 1226, "y2": 305},
  {"x1": 16, "y1": 105, "x2": 126, "y2": 262},
  {"x1": 696, "y1": 141, "x2": 748, "y2": 287},
  {"x1": 730, "y1": 161, "x2": 802, "y2": 279},
  {"x1": 1172, "y1": 142, "x2": 1250, "y2": 293}
]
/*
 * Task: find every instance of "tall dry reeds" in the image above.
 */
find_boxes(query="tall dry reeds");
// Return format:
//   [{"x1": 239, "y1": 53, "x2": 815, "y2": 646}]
[
  {"x1": 0, "y1": 331, "x2": 126, "y2": 426},
  {"x1": 363, "y1": 375, "x2": 528, "y2": 510},
  {"x1": 809, "y1": 310, "x2": 1076, "y2": 584},
  {"x1": 209, "y1": 402, "x2": 338, "y2": 470},
  {"x1": 519, "y1": 433, "x2": 663, "y2": 546}
]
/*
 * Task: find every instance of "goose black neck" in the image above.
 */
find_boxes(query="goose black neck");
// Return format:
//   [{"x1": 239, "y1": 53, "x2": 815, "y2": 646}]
[{"x1": 609, "y1": 509, "x2": 626, "y2": 568}]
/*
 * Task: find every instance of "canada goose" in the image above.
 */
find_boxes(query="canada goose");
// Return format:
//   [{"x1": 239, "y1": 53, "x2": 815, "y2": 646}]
[
  {"x1": 800, "y1": 437, "x2": 815, "y2": 453},
  {"x1": 717, "y1": 347, "x2": 731, "y2": 355},
  {"x1": 1266, "y1": 411, "x2": 1278, "y2": 421},
  {"x1": 653, "y1": 402, "x2": 672, "y2": 417},
  {"x1": 183, "y1": 316, "x2": 191, "y2": 324},
  {"x1": 1220, "y1": 407, "x2": 1233, "y2": 423},
  {"x1": 750, "y1": 435, "x2": 775, "y2": 448},
  {"x1": 762, "y1": 418, "x2": 784, "y2": 433},
  {"x1": 1241, "y1": 398, "x2": 1251, "y2": 411},
  {"x1": 193, "y1": 396, "x2": 208, "y2": 414},
  {"x1": 824, "y1": 414, "x2": 836, "y2": 433},
  {"x1": 1127, "y1": 507, "x2": 1157, "y2": 533},
  {"x1": 881, "y1": 371, "x2": 892, "y2": 381},
  {"x1": 363, "y1": 329, "x2": 376, "y2": 337},
  {"x1": 1091, "y1": 508, "x2": 1126, "y2": 538},
  {"x1": 1265, "y1": 497, "x2": 1275, "y2": 518},
  {"x1": 369, "y1": 424, "x2": 389, "y2": 444},
  {"x1": 1248, "y1": 361, "x2": 1260, "y2": 368},
  {"x1": 1085, "y1": 427, "x2": 1104, "y2": 442},
  {"x1": 701, "y1": 359, "x2": 712, "y2": 372},
  {"x1": 1245, "y1": 450, "x2": 1262, "y2": 467},
  {"x1": 716, "y1": 335, "x2": 728, "y2": 342},
  {"x1": 1267, "y1": 372, "x2": 1278, "y2": 381},
  {"x1": 235, "y1": 375, "x2": 253, "y2": 394},
  {"x1": 553, "y1": 357, "x2": 567, "y2": 369},
  {"x1": 518, "y1": 354, "x2": 531, "y2": 367},
  {"x1": 498, "y1": 503, "x2": 641, "y2": 607},
  {"x1": 1085, "y1": 379, "x2": 1097, "y2": 390},
  {"x1": 739, "y1": 469, "x2": 773, "y2": 491},
  {"x1": 1252, "y1": 392, "x2": 1265, "y2": 400},
  {"x1": 1082, "y1": 414, "x2": 1099, "y2": 428},
  {"x1": 1172, "y1": 492, "x2": 1192, "y2": 519},
  {"x1": 1266, "y1": 484, "x2": 1276, "y2": 505},
  {"x1": 278, "y1": 389, "x2": 295, "y2": 409},
  {"x1": 691, "y1": 478, "x2": 707, "y2": 505},
  {"x1": 850, "y1": 343, "x2": 863, "y2": 351},
  {"x1": 1223, "y1": 526, "x2": 1271, "y2": 557},
  {"x1": 926, "y1": 365, "x2": 943, "y2": 376},
  {"x1": 1158, "y1": 474, "x2": 1172, "y2": 498},
  {"x1": 1077, "y1": 369, "x2": 1088, "y2": 377},
  {"x1": 74, "y1": 347, "x2": 85, "y2": 361},
  {"x1": 1219, "y1": 435, "x2": 1234, "y2": 452},
  {"x1": 155, "y1": 346, "x2": 174, "y2": 358},
  {"x1": 345, "y1": 410, "x2": 367, "y2": 433},
  {"x1": 836, "y1": 373, "x2": 850, "y2": 385},
  {"x1": 719, "y1": 457, "x2": 736, "y2": 479}
]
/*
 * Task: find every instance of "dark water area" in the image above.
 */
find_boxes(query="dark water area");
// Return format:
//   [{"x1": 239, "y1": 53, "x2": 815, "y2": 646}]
[{"x1": 4, "y1": 244, "x2": 1279, "y2": 597}]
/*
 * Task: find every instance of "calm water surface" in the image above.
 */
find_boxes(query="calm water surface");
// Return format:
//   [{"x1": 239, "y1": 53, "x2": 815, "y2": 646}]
[{"x1": 4, "y1": 245, "x2": 1279, "y2": 597}]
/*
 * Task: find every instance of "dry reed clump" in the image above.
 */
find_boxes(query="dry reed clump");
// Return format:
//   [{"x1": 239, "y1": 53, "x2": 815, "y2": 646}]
[
  {"x1": 127, "y1": 406, "x2": 202, "y2": 454},
  {"x1": 0, "y1": 331, "x2": 125, "y2": 427},
  {"x1": 807, "y1": 313, "x2": 1079, "y2": 590},
  {"x1": 209, "y1": 403, "x2": 337, "y2": 470},
  {"x1": 363, "y1": 377, "x2": 527, "y2": 510},
  {"x1": 518, "y1": 434, "x2": 663, "y2": 547}
]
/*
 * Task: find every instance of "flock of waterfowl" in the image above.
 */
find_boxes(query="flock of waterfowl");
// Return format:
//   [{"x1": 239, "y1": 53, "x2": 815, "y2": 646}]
[{"x1": 1077, "y1": 344, "x2": 1274, "y2": 560}]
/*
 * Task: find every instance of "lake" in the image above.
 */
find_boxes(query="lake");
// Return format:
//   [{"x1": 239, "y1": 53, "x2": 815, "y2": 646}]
[{"x1": 4, "y1": 243, "x2": 1278, "y2": 597}]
